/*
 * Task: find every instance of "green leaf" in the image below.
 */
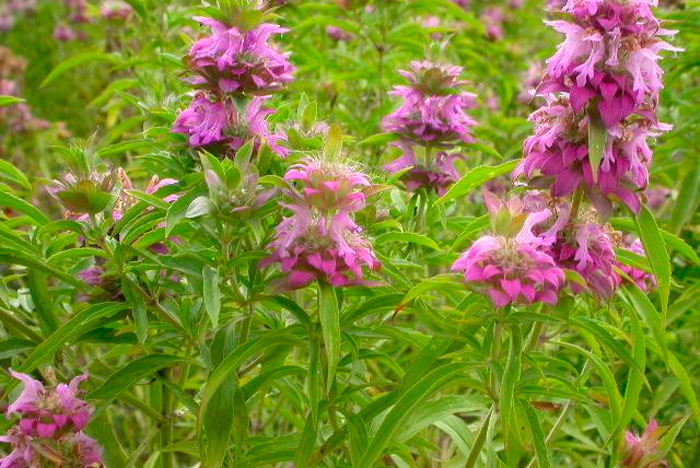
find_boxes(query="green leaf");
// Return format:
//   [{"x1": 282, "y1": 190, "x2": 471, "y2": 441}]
[
  {"x1": 203, "y1": 266, "x2": 221, "y2": 328},
  {"x1": 0, "y1": 160, "x2": 31, "y2": 191},
  {"x1": 318, "y1": 283, "x2": 341, "y2": 391},
  {"x1": 374, "y1": 232, "x2": 440, "y2": 250},
  {"x1": 624, "y1": 286, "x2": 668, "y2": 361},
  {"x1": 359, "y1": 362, "x2": 467, "y2": 467},
  {"x1": 0, "y1": 191, "x2": 49, "y2": 225},
  {"x1": 669, "y1": 167, "x2": 700, "y2": 234},
  {"x1": 435, "y1": 160, "x2": 519, "y2": 204},
  {"x1": 398, "y1": 274, "x2": 464, "y2": 308},
  {"x1": 357, "y1": 132, "x2": 396, "y2": 146},
  {"x1": 41, "y1": 52, "x2": 121, "y2": 88},
  {"x1": 464, "y1": 406, "x2": 493, "y2": 468},
  {"x1": 635, "y1": 206, "x2": 671, "y2": 315},
  {"x1": 324, "y1": 124, "x2": 343, "y2": 161},
  {"x1": 500, "y1": 326, "x2": 523, "y2": 462},
  {"x1": 0, "y1": 95, "x2": 25, "y2": 107},
  {"x1": 587, "y1": 107, "x2": 607, "y2": 183},
  {"x1": 20, "y1": 303, "x2": 129, "y2": 373},
  {"x1": 88, "y1": 354, "x2": 194, "y2": 401},
  {"x1": 522, "y1": 402, "x2": 551, "y2": 468},
  {"x1": 608, "y1": 308, "x2": 645, "y2": 445}
]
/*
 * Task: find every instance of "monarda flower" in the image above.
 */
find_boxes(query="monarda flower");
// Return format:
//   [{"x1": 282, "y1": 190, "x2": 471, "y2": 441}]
[
  {"x1": 513, "y1": 95, "x2": 667, "y2": 213},
  {"x1": 112, "y1": 168, "x2": 179, "y2": 222},
  {"x1": 172, "y1": 93, "x2": 288, "y2": 157},
  {"x1": 262, "y1": 159, "x2": 380, "y2": 289},
  {"x1": 326, "y1": 25, "x2": 354, "y2": 42},
  {"x1": 188, "y1": 17, "x2": 294, "y2": 95},
  {"x1": 617, "y1": 237, "x2": 657, "y2": 292},
  {"x1": 48, "y1": 170, "x2": 115, "y2": 219},
  {"x1": 452, "y1": 194, "x2": 565, "y2": 308},
  {"x1": 622, "y1": 419, "x2": 667, "y2": 468},
  {"x1": 384, "y1": 141, "x2": 461, "y2": 196},
  {"x1": 382, "y1": 61, "x2": 477, "y2": 146},
  {"x1": 5, "y1": 371, "x2": 93, "y2": 439},
  {"x1": 543, "y1": 0, "x2": 680, "y2": 128},
  {"x1": 481, "y1": 7, "x2": 504, "y2": 41},
  {"x1": 551, "y1": 216, "x2": 620, "y2": 298}
]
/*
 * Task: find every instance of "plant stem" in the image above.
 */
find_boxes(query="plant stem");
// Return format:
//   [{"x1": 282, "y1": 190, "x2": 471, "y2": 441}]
[
  {"x1": 525, "y1": 321, "x2": 545, "y2": 352},
  {"x1": 570, "y1": 186, "x2": 584, "y2": 222},
  {"x1": 489, "y1": 320, "x2": 504, "y2": 402},
  {"x1": 160, "y1": 370, "x2": 173, "y2": 468}
]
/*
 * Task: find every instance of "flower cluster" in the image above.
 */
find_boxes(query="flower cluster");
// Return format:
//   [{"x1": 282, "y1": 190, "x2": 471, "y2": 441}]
[
  {"x1": 173, "y1": 7, "x2": 293, "y2": 158},
  {"x1": 0, "y1": 371, "x2": 103, "y2": 467},
  {"x1": 515, "y1": 0, "x2": 680, "y2": 214},
  {"x1": 452, "y1": 194, "x2": 566, "y2": 307},
  {"x1": 383, "y1": 61, "x2": 477, "y2": 194},
  {"x1": 263, "y1": 158, "x2": 380, "y2": 289}
]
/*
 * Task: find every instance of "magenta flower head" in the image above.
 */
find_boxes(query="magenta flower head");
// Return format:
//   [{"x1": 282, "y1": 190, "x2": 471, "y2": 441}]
[
  {"x1": 262, "y1": 157, "x2": 380, "y2": 290},
  {"x1": 513, "y1": 94, "x2": 667, "y2": 214},
  {"x1": 188, "y1": 16, "x2": 295, "y2": 95},
  {"x1": 617, "y1": 237, "x2": 657, "y2": 292},
  {"x1": 53, "y1": 24, "x2": 77, "y2": 41},
  {"x1": 384, "y1": 141, "x2": 461, "y2": 196},
  {"x1": 6, "y1": 371, "x2": 93, "y2": 439},
  {"x1": 452, "y1": 193, "x2": 566, "y2": 308},
  {"x1": 622, "y1": 419, "x2": 667, "y2": 468},
  {"x1": 173, "y1": 93, "x2": 288, "y2": 158},
  {"x1": 481, "y1": 7, "x2": 504, "y2": 41},
  {"x1": 326, "y1": 25, "x2": 354, "y2": 42},
  {"x1": 382, "y1": 61, "x2": 477, "y2": 145},
  {"x1": 549, "y1": 212, "x2": 621, "y2": 299},
  {"x1": 543, "y1": 0, "x2": 681, "y2": 128}
]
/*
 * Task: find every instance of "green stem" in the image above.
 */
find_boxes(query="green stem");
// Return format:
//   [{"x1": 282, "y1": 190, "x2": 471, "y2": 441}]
[
  {"x1": 570, "y1": 186, "x2": 585, "y2": 222},
  {"x1": 525, "y1": 321, "x2": 545, "y2": 352},
  {"x1": 489, "y1": 320, "x2": 504, "y2": 402},
  {"x1": 160, "y1": 370, "x2": 173, "y2": 468}
]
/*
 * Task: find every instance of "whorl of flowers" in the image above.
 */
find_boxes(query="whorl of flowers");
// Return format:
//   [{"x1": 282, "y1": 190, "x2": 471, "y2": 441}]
[
  {"x1": 452, "y1": 193, "x2": 566, "y2": 308},
  {"x1": 48, "y1": 170, "x2": 115, "y2": 220},
  {"x1": 383, "y1": 61, "x2": 477, "y2": 145},
  {"x1": 188, "y1": 17, "x2": 294, "y2": 95},
  {"x1": 617, "y1": 236, "x2": 657, "y2": 291},
  {"x1": 262, "y1": 157, "x2": 380, "y2": 290},
  {"x1": 550, "y1": 211, "x2": 621, "y2": 298},
  {"x1": 384, "y1": 141, "x2": 461, "y2": 196},
  {"x1": 513, "y1": 94, "x2": 667, "y2": 213},
  {"x1": 0, "y1": 371, "x2": 103, "y2": 467},
  {"x1": 543, "y1": 0, "x2": 681, "y2": 127},
  {"x1": 172, "y1": 93, "x2": 289, "y2": 157},
  {"x1": 622, "y1": 419, "x2": 667, "y2": 468},
  {"x1": 382, "y1": 61, "x2": 477, "y2": 195}
]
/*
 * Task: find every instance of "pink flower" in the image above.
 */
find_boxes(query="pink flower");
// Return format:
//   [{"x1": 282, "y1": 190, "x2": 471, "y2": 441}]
[
  {"x1": 513, "y1": 95, "x2": 667, "y2": 214},
  {"x1": 53, "y1": 25, "x2": 77, "y2": 41},
  {"x1": 112, "y1": 168, "x2": 180, "y2": 222},
  {"x1": 173, "y1": 94, "x2": 288, "y2": 157},
  {"x1": 382, "y1": 61, "x2": 477, "y2": 145},
  {"x1": 188, "y1": 17, "x2": 295, "y2": 95},
  {"x1": 6, "y1": 371, "x2": 93, "y2": 438},
  {"x1": 481, "y1": 8, "x2": 504, "y2": 41},
  {"x1": 452, "y1": 195, "x2": 565, "y2": 307},
  {"x1": 617, "y1": 237, "x2": 657, "y2": 292},
  {"x1": 384, "y1": 141, "x2": 461, "y2": 195},
  {"x1": 262, "y1": 159, "x2": 380, "y2": 289},
  {"x1": 622, "y1": 419, "x2": 667, "y2": 468}
]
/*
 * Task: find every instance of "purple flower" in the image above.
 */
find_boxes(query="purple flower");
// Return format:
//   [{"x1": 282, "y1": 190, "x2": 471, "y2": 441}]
[
  {"x1": 6, "y1": 371, "x2": 93, "y2": 439},
  {"x1": 262, "y1": 159, "x2": 380, "y2": 290},
  {"x1": 622, "y1": 419, "x2": 667, "y2": 468},
  {"x1": 77, "y1": 267, "x2": 104, "y2": 286},
  {"x1": 384, "y1": 141, "x2": 461, "y2": 195},
  {"x1": 112, "y1": 168, "x2": 180, "y2": 222},
  {"x1": 481, "y1": 7, "x2": 504, "y2": 41},
  {"x1": 172, "y1": 93, "x2": 288, "y2": 157},
  {"x1": 382, "y1": 61, "x2": 477, "y2": 145},
  {"x1": 53, "y1": 25, "x2": 77, "y2": 42},
  {"x1": 544, "y1": 0, "x2": 680, "y2": 127},
  {"x1": 188, "y1": 17, "x2": 295, "y2": 95},
  {"x1": 513, "y1": 95, "x2": 668, "y2": 214},
  {"x1": 452, "y1": 194, "x2": 566, "y2": 307}
]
